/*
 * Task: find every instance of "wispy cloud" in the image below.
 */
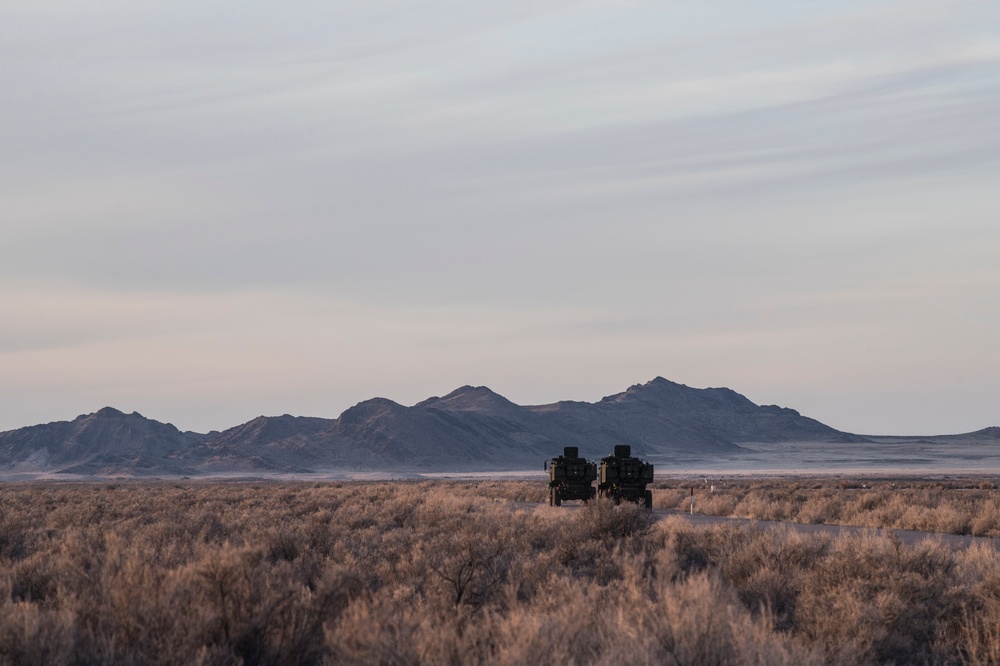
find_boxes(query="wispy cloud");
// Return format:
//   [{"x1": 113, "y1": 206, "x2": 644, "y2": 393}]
[{"x1": 2, "y1": 0, "x2": 999, "y2": 434}]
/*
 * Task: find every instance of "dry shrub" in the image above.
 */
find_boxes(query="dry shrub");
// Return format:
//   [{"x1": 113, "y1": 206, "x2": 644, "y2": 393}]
[
  {"x1": 0, "y1": 596, "x2": 74, "y2": 665},
  {"x1": 733, "y1": 493, "x2": 791, "y2": 521},
  {"x1": 575, "y1": 498, "x2": 653, "y2": 541},
  {"x1": 796, "y1": 533, "x2": 962, "y2": 664},
  {"x1": 796, "y1": 495, "x2": 841, "y2": 524},
  {"x1": 662, "y1": 477, "x2": 1000, "y2": 538},
  {"x1": 610, "y1": 568, "x2": 820, "y2": 666},
  {"x1": 950, "y1": 544, "x2": 1000, "y2": 665},
  {"x1": 0, "y1": 479, "x2": 998, "y2": 665},
  {"x1": 971, "y1": 499, "x2": 1000, "y2": 537}
]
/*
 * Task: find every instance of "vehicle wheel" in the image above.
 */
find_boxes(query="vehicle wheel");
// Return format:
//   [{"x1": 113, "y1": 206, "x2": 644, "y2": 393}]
[
  {"x1": 590, "y1": 487, "x2": 597, "y2": 501},
  {"x1": 644, "y1": 489, "x2": 653, "y2": 510},
  {"x1": 554, "y1": 489, "x2": 562, "y2": 507}
]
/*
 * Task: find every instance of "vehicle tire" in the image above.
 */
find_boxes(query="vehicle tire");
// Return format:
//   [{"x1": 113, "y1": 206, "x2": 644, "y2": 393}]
[
  {"x1": 590, "y1": 487, "x2": 597, "y2": 501},
  {"x1": 554, "y1": 489, "x2": 562, "y2": 507},
  {"x1": 644, "y1": 489, "x2": 653, "y2": 510}
]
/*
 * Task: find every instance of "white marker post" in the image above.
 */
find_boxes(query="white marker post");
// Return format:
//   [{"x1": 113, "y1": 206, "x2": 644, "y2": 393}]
[{"x1": 690, "y1": 487, "x2": 694, "y2": 515}]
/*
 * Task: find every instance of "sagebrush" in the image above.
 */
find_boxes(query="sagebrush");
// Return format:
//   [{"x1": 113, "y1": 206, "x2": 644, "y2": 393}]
[
  {"x1": 1, "y1": 480, "x2": 999, "y2": 664},
  {"x1": 658, "y1": 477, "x2": 1000, "y2": 536}
]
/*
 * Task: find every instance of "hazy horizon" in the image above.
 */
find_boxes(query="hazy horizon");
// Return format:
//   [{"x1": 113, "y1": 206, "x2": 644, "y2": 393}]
[{"x1": 3, "y1": 1, "x2": 998, "y2": 436}]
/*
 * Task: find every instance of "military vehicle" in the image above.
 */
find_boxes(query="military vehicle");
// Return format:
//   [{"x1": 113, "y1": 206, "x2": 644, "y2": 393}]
[
  {"x1": 597, "y1": 444, "x2": 654, "y2": 509},
  {"x1": 545, "y1": 446, "x2": 597, "y2": 506}
]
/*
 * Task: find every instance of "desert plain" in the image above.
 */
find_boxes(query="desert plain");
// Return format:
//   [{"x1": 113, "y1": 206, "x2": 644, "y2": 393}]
[{"x1": 3, "y1": 476, "x2": 1000, "y2": 665}]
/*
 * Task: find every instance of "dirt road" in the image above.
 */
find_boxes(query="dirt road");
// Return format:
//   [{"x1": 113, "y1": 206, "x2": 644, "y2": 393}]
[{"x1": 528, "y1": 501, "x2": 999, "y2": 549}]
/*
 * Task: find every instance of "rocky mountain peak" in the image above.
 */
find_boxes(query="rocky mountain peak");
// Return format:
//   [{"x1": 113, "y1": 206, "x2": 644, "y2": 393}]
[
  {"x1": 599, "y1": 377, "x2": 756, "y2": 411},
  {"x1": 337, "y1": 397, "x2": 405, "y2": 426},
  {"x1": 207, "y1": 414, "x2": 331, "y2": 448},
  {"x1": 417, "y1": 385, "x2": 520, "y2": 413},
  {"x1": 92, "y1": 406, "x2": 127, "y2": 419}
]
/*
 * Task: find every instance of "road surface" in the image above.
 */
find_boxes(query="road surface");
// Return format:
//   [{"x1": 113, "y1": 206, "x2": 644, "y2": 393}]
[{"x1": 529, "y1": 501, "x2": 1000, "y2": 549}]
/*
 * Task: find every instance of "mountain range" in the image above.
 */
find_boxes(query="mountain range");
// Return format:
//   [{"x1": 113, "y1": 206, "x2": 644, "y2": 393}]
[{"x1": 0, "y1": 377, "x2": 994, "y2": 477}]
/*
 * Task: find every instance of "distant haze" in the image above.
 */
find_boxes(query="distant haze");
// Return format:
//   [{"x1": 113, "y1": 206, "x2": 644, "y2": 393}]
[{"x1": 2, "y1": 1, "x2": 999, "y2": 436}]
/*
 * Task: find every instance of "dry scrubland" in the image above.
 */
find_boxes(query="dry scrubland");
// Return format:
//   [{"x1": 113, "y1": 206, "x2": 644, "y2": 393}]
[
  {"x1": 2, "y1": 481, "x2": 1000, "y2": 664},
  {"x1": 657, "y1": 478, "x2": 1000, "y2": 537}
]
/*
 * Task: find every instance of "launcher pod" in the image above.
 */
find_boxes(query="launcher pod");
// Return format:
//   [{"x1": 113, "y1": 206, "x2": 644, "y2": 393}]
[
  {"x1": 546, "y1": 446, "x2": 597, "y2": 506},
  {"x1": 597, "y1": 444, "x2": 654, "y2": 509}
]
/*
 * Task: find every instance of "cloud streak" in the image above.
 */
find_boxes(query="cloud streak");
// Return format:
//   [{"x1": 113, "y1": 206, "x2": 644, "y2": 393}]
[{"x1": 2, "y1": 0, "x2": 999, "y2": 435}]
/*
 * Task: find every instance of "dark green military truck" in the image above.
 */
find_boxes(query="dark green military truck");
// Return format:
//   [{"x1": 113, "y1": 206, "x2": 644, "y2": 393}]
[
  {"x1": 545, "y1": 446, "x2": 597, "y2": 506},
  {"x1": 597, "y1": 444, "x2": 654, "y2": 508}
]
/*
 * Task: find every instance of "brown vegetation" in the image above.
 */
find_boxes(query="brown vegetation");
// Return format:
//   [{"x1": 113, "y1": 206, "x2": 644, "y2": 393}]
[
  {"x1": 0, "y1": 480, "x2": 999, "y2": 664},
  {"x1": 658, "y1": 477, "x2": 1000, "y2": 537}
]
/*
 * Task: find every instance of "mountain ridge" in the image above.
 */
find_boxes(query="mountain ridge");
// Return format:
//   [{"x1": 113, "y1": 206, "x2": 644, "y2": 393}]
[{"x1": 1, "y1": 377, "x2": 992, "y2": 476}]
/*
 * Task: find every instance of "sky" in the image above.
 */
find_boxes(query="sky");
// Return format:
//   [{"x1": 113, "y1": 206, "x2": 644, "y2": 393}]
[{"x1": 2, "y1": 0, "x2": 999, "y2": 436}]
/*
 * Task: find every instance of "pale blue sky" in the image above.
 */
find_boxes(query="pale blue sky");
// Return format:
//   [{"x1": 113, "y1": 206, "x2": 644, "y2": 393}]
[{"x1": 2, "y1": 0, "x2": 999, "y2": 435}]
